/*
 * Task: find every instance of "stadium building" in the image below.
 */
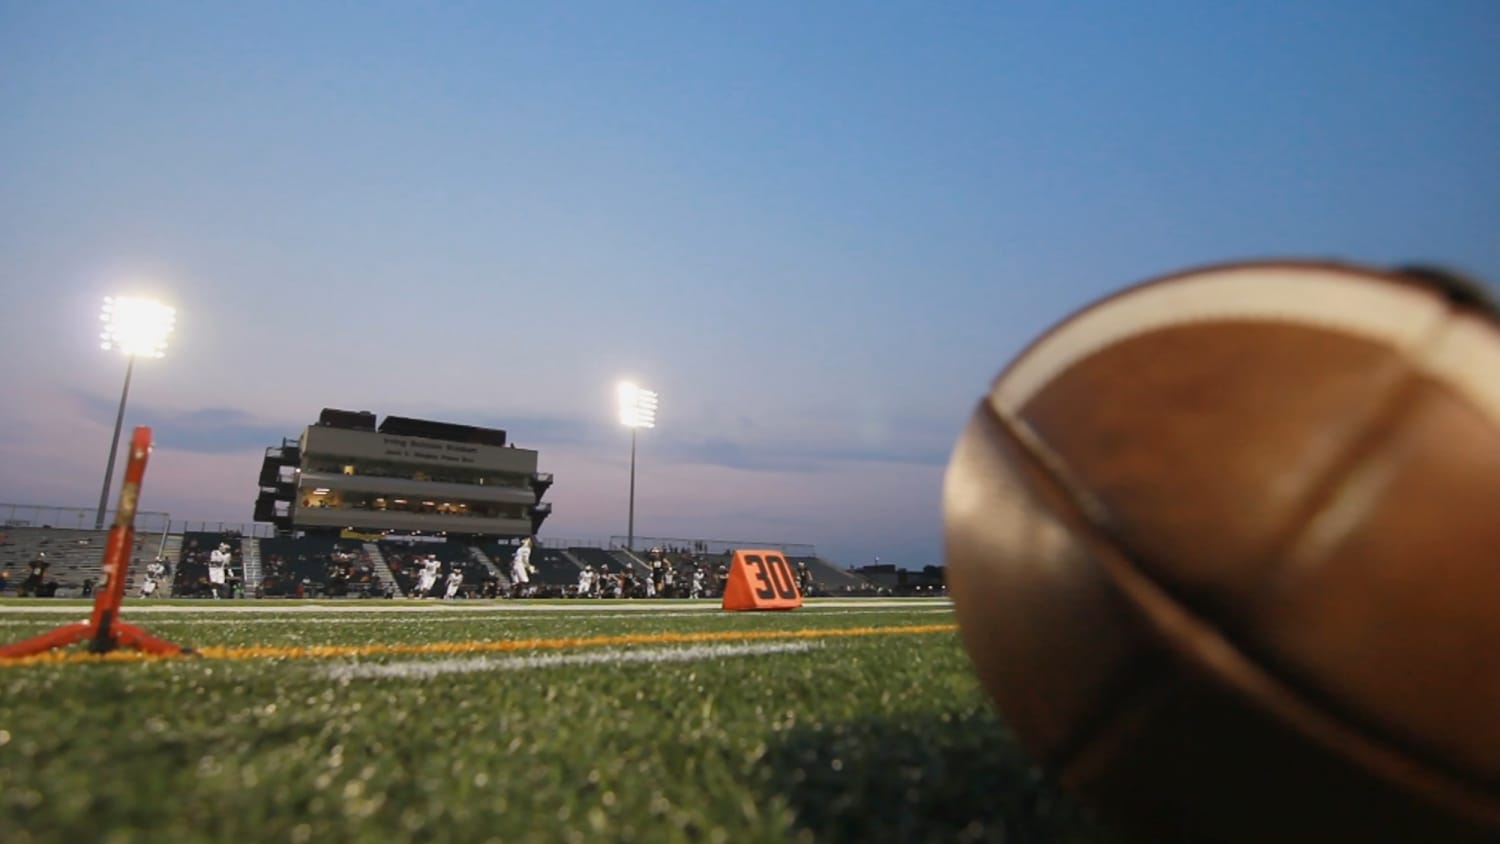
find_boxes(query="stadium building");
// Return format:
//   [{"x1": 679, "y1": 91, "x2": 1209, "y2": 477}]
[{"x1": 254, "y1": 408, "x2": 552, "y2": 539}]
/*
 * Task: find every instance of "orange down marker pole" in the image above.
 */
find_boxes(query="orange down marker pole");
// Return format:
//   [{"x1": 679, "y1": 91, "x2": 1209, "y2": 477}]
[{"x1": 0, "y1": 426, "x2": 191, "y2": 659}]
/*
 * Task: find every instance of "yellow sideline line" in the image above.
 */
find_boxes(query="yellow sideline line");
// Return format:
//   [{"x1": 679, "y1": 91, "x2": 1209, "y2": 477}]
[{"x1": 0, "y1": 623, "x2": 957, "y2": 666}]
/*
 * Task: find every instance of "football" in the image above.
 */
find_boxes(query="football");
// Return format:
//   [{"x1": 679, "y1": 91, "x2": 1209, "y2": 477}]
[{"x1": 943, "y1": 260, "x2": 1500, "y2": 842}]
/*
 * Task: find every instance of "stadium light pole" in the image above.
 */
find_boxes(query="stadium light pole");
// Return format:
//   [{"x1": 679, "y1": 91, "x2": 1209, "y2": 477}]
[
  {"x1": 95, "y1": 296, "x2": 176, "y2": 530},
  {"x1": 617, "y1": 382, "x2": 658, "y2": 552}
]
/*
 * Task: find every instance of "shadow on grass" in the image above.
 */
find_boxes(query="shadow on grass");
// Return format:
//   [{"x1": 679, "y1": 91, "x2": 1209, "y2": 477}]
[{"x1": 760, "y1": 709, "x2": 1129, "y2": 844}]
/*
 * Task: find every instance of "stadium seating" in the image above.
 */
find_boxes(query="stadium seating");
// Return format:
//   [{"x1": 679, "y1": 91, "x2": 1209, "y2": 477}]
[
  {"x1": 0, "y1": 527, "x2": 131, "y2": 597},
  {"x1": 257, "y1": 536, "x2": 379, "y2": 598},
  {"x1": 787, "y1": 555, "x2": 874, "y2": 597},
  {"x1": 0, "y1": 522, "x2": 882, "y2": 602},
  {"x1": 381, "y1": 540, "x2": 493, "y2": 598},
  {"x1": 565, "y1": 546, "x2": 617, "y2": 573},
  {"x1": 173, "y1": 532, "x2": 244, "y2": 597},
  {"x1": 527, "y1": 548, "x2": 582, "y2": 586}
]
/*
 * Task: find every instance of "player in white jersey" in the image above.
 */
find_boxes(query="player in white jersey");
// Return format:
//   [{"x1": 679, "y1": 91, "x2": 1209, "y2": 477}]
[
  {"x1": 443, "y1": 565, "x2": 464, "y2": 600},
  {"x1": 510, "y1": 537, "x2": 533, "y2": 597},
  {"x1": 576, "y1": 565, "x2": 593, "y2": 597},
  {"x1": 415, "y1": 555, "x2": 440, "y2": 598},
  {"x1": 139, "y1": 558, "x2": 166, "y2": 598},
  {"x1": 207, "y1": 543, "x2": 231, "y2": 599},
  {"x1": 690, "y1": 567, "x2": 705, "y2": 599}
]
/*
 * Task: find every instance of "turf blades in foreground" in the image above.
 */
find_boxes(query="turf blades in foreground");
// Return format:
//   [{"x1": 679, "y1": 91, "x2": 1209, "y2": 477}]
[{"x1": 0, "y1": 602, "x2": 1121, "y2": 843}]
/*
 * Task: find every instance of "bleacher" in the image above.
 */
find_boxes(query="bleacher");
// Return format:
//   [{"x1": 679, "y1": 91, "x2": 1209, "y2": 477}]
[
  {"x1": 172, "y1": 532, "x2": 244, "y2": 597},
  {"x1": 472, "y1": 540, "x2": 577, "y2": 595},
  {"x1": 787, "y1": 555, "x2": 877, "y2": 596},
  {"x1": 0, "y1": 527, "x2": 134, "y2": 596},
  {"x1": 527, "y1": 547, "x2": 582, "y2": 586},
  {"x1": 382, "y1": 540, "x2": 492, "y2": 598},
  {"x1": 0, "y1": 520, "x2": 886, "y2": 603},
  {"x1": 259, "y1": 535, "x2": 378, "y2": 598},
  {"x1": 565, "y1": 547, "x2": 617, "y2": 573}
]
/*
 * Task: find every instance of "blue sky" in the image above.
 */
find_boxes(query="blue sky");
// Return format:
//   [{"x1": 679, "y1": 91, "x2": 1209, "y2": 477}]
[{"x1": 1, "y1": 1, "x2": 1496, "y2": 567}]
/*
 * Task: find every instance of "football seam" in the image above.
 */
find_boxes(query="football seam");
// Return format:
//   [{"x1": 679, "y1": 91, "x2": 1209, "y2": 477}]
[
  {"x1": 964, "y1": 401, "x2": 1177, "y2": 776},
  {"x1": 979, "y1": 399, "x2": 1500, "y2": 828}
]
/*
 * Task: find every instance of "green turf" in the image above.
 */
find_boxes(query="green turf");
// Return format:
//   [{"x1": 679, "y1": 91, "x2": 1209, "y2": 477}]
[{"x1": 0, "y1": 601, "x2": 1124, "y2": 843}]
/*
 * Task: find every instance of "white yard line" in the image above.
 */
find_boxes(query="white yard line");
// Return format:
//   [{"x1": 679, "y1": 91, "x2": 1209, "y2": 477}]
[
  {"x1": 0, "y1": 599, "x2": 950, "y2": 616},
  {"x1": 0, "y1": 607, "x2": 951, "y2": 627},
  {"x1": 324, "y1": 640, "x2": 822, "y2": 680}
]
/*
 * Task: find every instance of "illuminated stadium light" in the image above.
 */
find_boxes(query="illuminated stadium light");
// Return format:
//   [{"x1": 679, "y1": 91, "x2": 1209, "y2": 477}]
[
  {"x1": 94, "y1": 294, "x2": 177, "y2": 530},
  {"x1": 617, "y1": 382, "x2": 658, "y2": 429},
  {"x1": 616, "y1": 381, "x2": 659, "y2": 551},
  {"x1": 99, "y1": 296, "x2": 176, "y2": 358}
]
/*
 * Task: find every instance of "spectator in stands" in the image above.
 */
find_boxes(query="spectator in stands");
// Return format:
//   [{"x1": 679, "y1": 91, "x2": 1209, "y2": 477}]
[{"x1": 20, "y1": 554, "x2": 48, "y2": 597}]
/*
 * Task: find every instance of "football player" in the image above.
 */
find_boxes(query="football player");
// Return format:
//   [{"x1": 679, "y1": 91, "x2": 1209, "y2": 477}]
[
  {"x1": 207, "y1": 543, "x2": 232, "y2": 599},
  {"x1": 443, "y1": 564, "x2": 464, "y2": 600},
  {"x1": 510, "y1": 537, "x2": 533, "y2": 597}
]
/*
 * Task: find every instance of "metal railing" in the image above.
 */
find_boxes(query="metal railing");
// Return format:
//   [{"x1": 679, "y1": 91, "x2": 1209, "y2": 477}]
[
  {"x1": 537, "y1": 536, "x2": 608, "y2": 549},
  {"x1": 0, "y1": 502, "x2": 171, "y2": 534},
  {"x1": 0, "y1": 505, "x2": 820, "y2": 561},
  {"x1": 607, "y1": 535, "x2": 816, "y2": 557},
  {"x1": 171, "y1": 521, "x2": 277, "y2": 538}
]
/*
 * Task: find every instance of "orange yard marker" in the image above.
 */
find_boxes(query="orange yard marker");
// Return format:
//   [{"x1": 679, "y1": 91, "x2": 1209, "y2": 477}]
[
  {"x1": 721, "y1": 549, "x2": 803, "y2": 611},
  {"x1": 0, "y1": 427, "x2": 191, "y2": 660}
]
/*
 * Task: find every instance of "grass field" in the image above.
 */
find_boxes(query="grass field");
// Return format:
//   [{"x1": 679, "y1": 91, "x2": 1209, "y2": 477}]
[{"x1": 0, "y1": 598, "x2": 1122, "y2": 843}]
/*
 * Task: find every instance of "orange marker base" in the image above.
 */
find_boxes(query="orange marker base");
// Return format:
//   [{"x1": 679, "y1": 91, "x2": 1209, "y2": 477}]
[{"x1": 0, "y1": 427, "x2": 192, "y2": 660}]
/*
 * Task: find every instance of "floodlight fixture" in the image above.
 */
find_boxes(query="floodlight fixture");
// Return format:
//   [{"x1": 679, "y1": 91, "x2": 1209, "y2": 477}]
[
  {"x1": 94, "y1": 295, "x2": 176, "y2": 529},
  {"x1": 617, "y1": 382, "x2": 658, "y2": 429},
  {"x1": 100, "y1": 296, "x2": 176, "y2": 358}
]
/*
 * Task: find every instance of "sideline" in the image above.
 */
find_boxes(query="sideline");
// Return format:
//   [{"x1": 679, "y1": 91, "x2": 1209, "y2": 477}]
[
  {"x1": 0, "y1": 622, "x2": 958, "y2": 665},
  {"x1": 324, "y1": 641, "x2": 824, "y2": 680},
  {"x1": 0, "y1": 598, "x2": 951, "y2": 615}
]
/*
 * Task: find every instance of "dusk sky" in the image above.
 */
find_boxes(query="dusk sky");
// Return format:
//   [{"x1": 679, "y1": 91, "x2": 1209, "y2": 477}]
[{"x1": 1, "y1": 1, "x2": 1496, "y2": 568}]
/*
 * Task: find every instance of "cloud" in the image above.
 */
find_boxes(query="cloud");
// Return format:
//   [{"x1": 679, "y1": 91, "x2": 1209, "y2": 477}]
[
  {"x1": 656, "y1": 427, "x2": 956, "y2": 473},
  {"x1": 466, "y1": 414, "x2": 604, "y2": 449},
  {"x1": 69, "y1": 392, "x2": 297, "y2": 454},
  {"x1": 440, "y1": 407, "x2": 958, "y2": 472}
]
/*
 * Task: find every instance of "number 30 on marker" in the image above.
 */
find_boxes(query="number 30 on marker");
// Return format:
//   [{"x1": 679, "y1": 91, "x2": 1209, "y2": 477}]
[{"x1": 722, "y1": 549, "x2": 803, "y2": 611}]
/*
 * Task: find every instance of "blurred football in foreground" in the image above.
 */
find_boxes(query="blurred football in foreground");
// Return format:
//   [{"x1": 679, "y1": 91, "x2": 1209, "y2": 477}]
[{"x1": 943, "y1": 260, "x2": 1500, "y2": 843}]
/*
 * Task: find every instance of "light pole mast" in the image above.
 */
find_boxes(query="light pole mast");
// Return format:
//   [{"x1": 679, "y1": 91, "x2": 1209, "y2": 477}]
[
  {"x1": 96, "y1": 355, "x2": 136, "y2": 530},
  {"x1": 617, "y1": 382, "x2": 658, "y2": 551}
]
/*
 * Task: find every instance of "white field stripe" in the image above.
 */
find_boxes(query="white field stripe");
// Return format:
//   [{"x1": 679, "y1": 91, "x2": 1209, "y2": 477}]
[
  {"x1": 992, "y1": 264, "x2": 1500, "y2": 422},
  {"x1": 0, "y1": 599, "x2": 950, "y2": 616},
  {"x1": 0, "y1": 608, "x2": 953, "y2": 627},
  {"x1": 324, "y1": 641, "x2": 822, "y2": 681}
]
